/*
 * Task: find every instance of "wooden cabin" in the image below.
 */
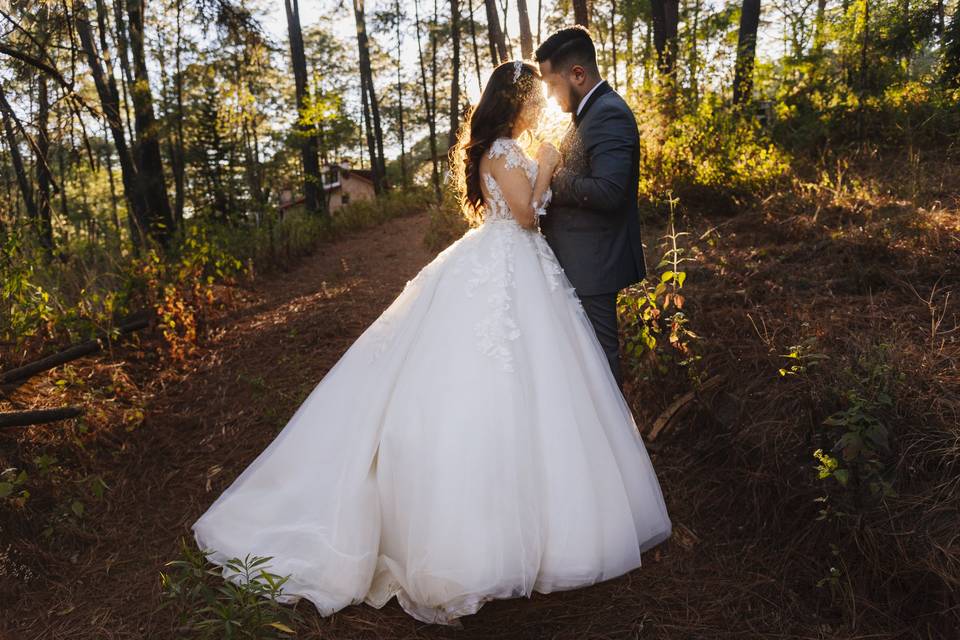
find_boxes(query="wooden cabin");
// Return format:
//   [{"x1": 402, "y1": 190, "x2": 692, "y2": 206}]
[{"x1": 277, "y1": 162, "x2": 376, "y2": 217}]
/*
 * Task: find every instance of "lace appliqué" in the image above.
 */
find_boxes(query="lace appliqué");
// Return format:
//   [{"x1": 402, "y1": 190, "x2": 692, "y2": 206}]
[
  {"x1": 482, "y1": 138, "x2": 542, "y2": 225},
  {"x1": 488, "y1": 137, "x2": 528, "y2": 172},
  {"x1": 534, "y1": 186, "x2": 552, "y2": 219},
  {"x1": 465, "y1": 226, "x2": 520, "y2": 372},
  {"x1": 532, "y1": 234, "x2": 563, "y2": 292}
]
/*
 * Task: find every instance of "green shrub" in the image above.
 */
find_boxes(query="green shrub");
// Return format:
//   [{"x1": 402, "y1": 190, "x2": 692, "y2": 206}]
[
  {"x1": 634, "y1": 93, "x2": 791, "y2": 214},
  {"x1": 160, "y1": 537, "x2": 302, "y2": 639}
]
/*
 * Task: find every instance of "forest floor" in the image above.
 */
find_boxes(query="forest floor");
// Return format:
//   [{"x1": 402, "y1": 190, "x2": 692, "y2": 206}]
[
  {"x1": 3, "y1": 153, "x2": 958, "y2": 639},
  {"x1": 1, "y1": 208, "x2": 700, "y2": 640}
]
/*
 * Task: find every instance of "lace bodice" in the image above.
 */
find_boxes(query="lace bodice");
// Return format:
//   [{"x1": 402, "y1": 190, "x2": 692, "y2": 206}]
[
  {"x1": 367, "y1": 137, "x2": 573, "y2": 374},
  {"x1": 481, "y1": 138, "x2": 551, "y2": 225}
]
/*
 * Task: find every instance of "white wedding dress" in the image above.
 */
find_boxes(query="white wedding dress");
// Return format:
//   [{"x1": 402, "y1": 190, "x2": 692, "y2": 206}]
[{"x1": 192, "y1": 137, "x2": 672, "y2": 625}]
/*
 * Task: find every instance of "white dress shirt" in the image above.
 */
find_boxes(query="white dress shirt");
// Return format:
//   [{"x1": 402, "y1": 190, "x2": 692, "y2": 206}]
[{"x1": 576, "y1": 80, "x2": 603, "y2": 117}]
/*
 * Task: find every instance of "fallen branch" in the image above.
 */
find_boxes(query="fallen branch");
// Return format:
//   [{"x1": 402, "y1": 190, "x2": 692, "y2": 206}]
[
  {"x1": 0, "y1": 312, "x2": 150, "y2": 386},
  {"x1": 0, "y1": 406, "x2": 84, "y2": 429},
  {"x1": 647, "y1": 376, "x2": 723, "y2": 442}
]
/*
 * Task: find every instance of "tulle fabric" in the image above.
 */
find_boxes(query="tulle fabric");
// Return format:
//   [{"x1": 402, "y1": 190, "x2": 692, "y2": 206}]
[{"x1": 191, "y1": 217, "x2": 673, "y2": 625}]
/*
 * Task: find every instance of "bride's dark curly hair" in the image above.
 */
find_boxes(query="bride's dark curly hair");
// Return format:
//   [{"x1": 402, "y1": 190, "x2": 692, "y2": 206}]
[{"x1": 450, "y1": 60, "x2": 543, "y2": 223}]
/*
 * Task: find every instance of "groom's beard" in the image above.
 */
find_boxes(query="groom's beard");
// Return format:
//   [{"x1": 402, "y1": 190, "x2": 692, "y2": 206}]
[{"x1": 565, "y1": 85, "x2": 580, "y2": 113}]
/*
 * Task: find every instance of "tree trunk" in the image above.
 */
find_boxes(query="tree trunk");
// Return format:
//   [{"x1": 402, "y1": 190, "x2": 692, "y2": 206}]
[
  {"x1": 651, "y1": 0, "x2": 679, "y2": 79},
  {"x1": 74, "y1": 0, "x2": 147, "y2": 248},
  {"x1": 732, "y1": 0, "x2": 761, "y2": 106},
  {"x1": 484, "y1": 0, "x2": 507, "y2": 64},
  {"x1": 943, "y1": 4, "x2": 960, "y2": 87},
  {"x1": 125, "y1": 0, "x2": 175, "y2": 244},
  {"x1": 352, "y1": 0, "x2": 387, "y2": 192},
  {"x1": 499, "y1": 0, "x2": 513, "y2": 59},
  {"x1": 285, "y1": 0, "x2": 324, "y2": 214},
  {"x1": 172, "y1": 0, "x2": 186, "y2": 225},
  {"x1": 688, "y1": 0, "x2": 700, "y2": 101},
  {"x1": 625, "y1": 12, "x2": 635, "y2": 95},
  {"x1": 415, "y1": 0, "x2": 441, "y2": 198},
  {"x1": 103, "y1": 119, "x2": 122, "y2": 242},
  {"x1": 537, "y1": 0, "x2": 542, "y2": 43},
  {"x1": 34, "y1": 3, "x2": 55, "y2": 254},
  {"x1": 813, "y1": 0, "x2": 827, "y2": 56},
  {"x1": 108, "y1": 1, "x2": 137, "y2": 147},
  {"x1": 449, "y1": 0, "x2": 462, "y2": 148},
  {"x1": 0, "y1": 87, "x2": 40, "y2": 239},
  {"x1": 856, "y1": 0, "x2": 870, "y2": 137},
  {"x1": 468, "y1": 0, "x2": 483, "y2": 92},
  {"x1": 396, "y1": 0, "x2": 407, "y2": 187},
  {"x1": 572, "y1": 0, "x2": 590, "y2": 27},
  {"x1": 642, "y1": 17, "x2": 652, "y2": 87},
  {"x1": 517, "y1": 0, "x2": 534, "y2": 59},
  {"x1": 611, "y1": 0, "x2": 618, "y2": 89}
]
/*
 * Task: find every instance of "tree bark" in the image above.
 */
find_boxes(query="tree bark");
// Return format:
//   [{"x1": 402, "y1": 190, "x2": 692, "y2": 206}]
[
  {"x1": 0, "y1": 87, "x2": 40, "y2": 238},
  {"x1": 468, "y1": 0, "x2": 483, "y2": 92},
  {"x1": 34, "y1": 3, "x2": 54, "y2": 254},
  {"x1": 625, "y1": 10, "x2": 635, "y2": 95},
  {"x1": 285, "y1": 0, "x2": 325, "y2": 214},
  {"x1": 108, "y1": 0, "x2": 136, "y2": 144},
  {"x1": 572, "y1": 0, "x2": 590, "y2": 27},
  {"x1": 517, "y1": 0, "x2": 534, "y2": 59},
  {"x1": 0, "y1": 407, "x2": 85, "y2": 429},
  {"x1": 611, "y1": 0, "x2": 618, "y2": 89},
  {"x1": 651, "y1": 0, "x2": 679, "y2": 79},
  {"x1": 732, "y1": 0, "x2": 761, "y2": 106},
  {"x1": 688, "y1": 0, "x2": 700, "y2": 101},
  {"x1": 352, "y1": 0, "x2": 387, "y2": 192},
  {"x1": 813, "y1": 0, "x2": 827, "y2": 56},
  {"x1": 449, "y1": 0, "x2": 462, "y2": 149},
  {"x1": 0, "y1": 314, "x2": 149, "y2": 386},
  {"x1": 75, "y1": 0, "x2": 146, "y2": 247},
  {"x1": 414, "y1": 0, "x2": 441, "y2": 198},
  {"x1": 125, "y1": 0, "x2": 175, "y2": 243},
  {"x1": 484, "y1": 0, "x2": 507, "y2": 64},
  {"x1": 172, "y1": 0, "x2": 186, "y2": 224},
  {"x1": 396, "y1": 0, "x2": 407, "y2": 187}
]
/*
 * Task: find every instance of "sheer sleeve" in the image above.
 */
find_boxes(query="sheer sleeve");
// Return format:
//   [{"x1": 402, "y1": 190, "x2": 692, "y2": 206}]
[{"x1": 485, "y1": 139, "x2": 539, "y2": 228}]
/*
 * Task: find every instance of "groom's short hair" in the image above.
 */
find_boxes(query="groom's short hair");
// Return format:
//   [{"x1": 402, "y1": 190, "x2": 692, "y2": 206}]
[{"x1": 534, "y1": 26, "x2": 599, "y2": 75}]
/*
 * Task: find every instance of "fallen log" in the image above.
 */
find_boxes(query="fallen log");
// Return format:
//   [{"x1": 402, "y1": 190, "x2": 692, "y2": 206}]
[
  {"x1": 647, "y1": 376, "x2": 723, "y2": 442},
  {"x1": 0, "y1": 406, "x2": 84, "y2": 429},
  {"x1": 0, "y1": 312, "x2": 150, "y2": 386}
]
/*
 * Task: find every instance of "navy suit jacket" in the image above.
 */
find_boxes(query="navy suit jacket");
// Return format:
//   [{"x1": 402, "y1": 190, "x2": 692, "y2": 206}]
[{"x1": 539, "y1": 80, "x2": 647, "y2": 296}]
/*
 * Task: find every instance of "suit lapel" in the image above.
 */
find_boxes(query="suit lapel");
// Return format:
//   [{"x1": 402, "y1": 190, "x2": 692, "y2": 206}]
[{"x1": 574, "y1": 80, "x2": 613, "y2": 126}]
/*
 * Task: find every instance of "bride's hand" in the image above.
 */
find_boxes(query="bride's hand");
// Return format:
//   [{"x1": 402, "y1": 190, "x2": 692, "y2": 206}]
[{"x1": 536, "y1": 142, "x2": 561, "y2": 172}]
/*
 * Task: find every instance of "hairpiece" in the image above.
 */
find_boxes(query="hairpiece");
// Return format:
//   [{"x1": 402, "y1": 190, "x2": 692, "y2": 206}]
[{"x1": 512, "y1": 60, "x2": 522, "y2": 83}]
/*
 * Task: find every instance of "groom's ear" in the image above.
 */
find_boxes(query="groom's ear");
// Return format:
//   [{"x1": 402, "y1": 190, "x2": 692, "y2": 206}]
[{"x1": 569, "y1": 64, "x2": 587, "y2": 86}]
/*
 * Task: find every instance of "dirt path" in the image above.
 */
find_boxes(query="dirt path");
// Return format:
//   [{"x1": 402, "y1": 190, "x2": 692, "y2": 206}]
[{"x1": 6, "y1": 210, "x2": 692, "y2": 640}]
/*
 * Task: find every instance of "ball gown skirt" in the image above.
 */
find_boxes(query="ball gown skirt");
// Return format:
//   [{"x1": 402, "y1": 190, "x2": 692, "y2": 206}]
[{"x1": 191, "y1": 215, "x2": 673, "y2": 625}]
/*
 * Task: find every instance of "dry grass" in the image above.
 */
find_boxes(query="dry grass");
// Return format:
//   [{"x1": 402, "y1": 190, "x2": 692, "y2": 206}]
[{"x1": 1, "y1": 148, "x2": 958, "y2": 638}]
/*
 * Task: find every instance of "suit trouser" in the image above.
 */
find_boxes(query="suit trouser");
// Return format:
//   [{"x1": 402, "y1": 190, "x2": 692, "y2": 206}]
[{"x1": 578, "y1": 291, "x2": 623, "y2": 389}]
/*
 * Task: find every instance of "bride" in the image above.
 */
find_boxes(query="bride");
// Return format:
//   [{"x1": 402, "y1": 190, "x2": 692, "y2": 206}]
[{"x1": 192, "y1": 59, "x2": 672, "y2": 626}]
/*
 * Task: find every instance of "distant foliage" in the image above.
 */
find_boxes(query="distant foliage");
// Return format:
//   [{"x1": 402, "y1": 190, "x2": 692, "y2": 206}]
[
  {"x1": 0, "y1": 188, "x2": 433, "y2": 359},
  {"x1": 634, "y1": 93, "x2": 791, "y2": 213}
]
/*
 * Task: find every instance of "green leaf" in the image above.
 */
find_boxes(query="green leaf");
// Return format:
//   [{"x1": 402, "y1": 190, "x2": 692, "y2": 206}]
[
  {"x1": 833, "y1": 469, "x2": 850, "y2": 486},
  {"x1": 661, "y1": 271, "x2": 674, "y2": 283},
  {"x1": 0, "y1": 482, "x2": 13, "y2": 498},
  {"x1": 269, "y1": 621, "x2": 296, "y2": 634}
]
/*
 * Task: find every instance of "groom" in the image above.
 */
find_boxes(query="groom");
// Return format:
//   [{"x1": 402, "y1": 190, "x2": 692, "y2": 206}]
[{"x1": 535, "y1": 26, "x2": 647, "y2": 391}]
